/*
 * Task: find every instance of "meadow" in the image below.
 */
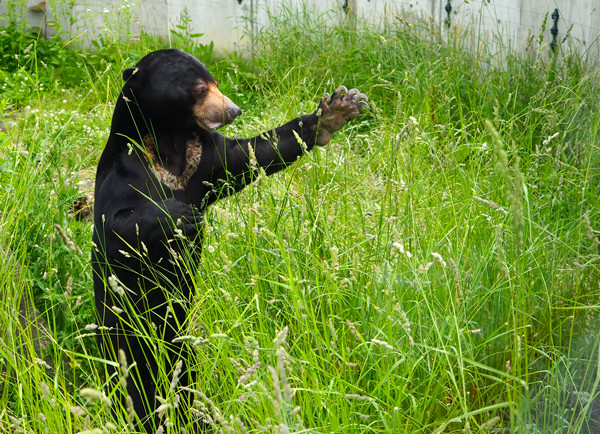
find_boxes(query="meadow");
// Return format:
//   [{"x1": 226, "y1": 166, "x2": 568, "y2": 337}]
[{"x1": 1, "y1": 4, "x2": 599, "y2": 433}]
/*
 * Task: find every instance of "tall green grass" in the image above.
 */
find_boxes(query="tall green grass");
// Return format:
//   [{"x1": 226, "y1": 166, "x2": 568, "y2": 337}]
[{"x1": 1, "y1": 4, "x2": 599, "y2": 433}]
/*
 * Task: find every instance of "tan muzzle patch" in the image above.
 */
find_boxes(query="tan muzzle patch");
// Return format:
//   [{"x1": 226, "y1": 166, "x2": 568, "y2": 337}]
[{"x1": 194, "y1": 82, "x2": 242, "y2": 130}]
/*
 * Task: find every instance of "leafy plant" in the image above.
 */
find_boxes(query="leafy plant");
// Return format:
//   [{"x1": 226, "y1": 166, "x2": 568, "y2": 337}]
[{"x1": 0, "y1": 3, "x2": 599, "y2": 433}]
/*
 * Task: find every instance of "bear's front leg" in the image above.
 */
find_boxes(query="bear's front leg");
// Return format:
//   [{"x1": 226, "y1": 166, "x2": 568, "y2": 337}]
[{"x1": 201, "y1": 86, "x2": 368, "y2": 203}]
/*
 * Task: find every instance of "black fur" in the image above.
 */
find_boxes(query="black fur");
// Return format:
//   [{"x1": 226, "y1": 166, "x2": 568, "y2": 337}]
[{"x1": 92, "y1": 48, "x2": 367, "y2": 431}]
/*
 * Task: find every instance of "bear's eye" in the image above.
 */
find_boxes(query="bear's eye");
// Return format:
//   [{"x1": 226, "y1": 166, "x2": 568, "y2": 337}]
[{"x1": 194, "y1": 88, "x2": 208, "y2": 98}]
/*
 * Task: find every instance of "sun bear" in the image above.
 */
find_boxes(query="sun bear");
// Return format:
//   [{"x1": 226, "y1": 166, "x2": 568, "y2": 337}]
[{"x1": 92, "y1": 48, "x2": 368, "y2": 431}]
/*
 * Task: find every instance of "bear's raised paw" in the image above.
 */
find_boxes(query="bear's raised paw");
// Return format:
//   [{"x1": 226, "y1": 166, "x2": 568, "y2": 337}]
[{"x1": 316, "y1": 86, "x2": 369, "y2": 146}]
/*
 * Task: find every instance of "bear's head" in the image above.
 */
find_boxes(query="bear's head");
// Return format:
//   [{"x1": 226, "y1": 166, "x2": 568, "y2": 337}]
[{"x1": 121, "y1": 49, "x2": 241, "y2": 131}]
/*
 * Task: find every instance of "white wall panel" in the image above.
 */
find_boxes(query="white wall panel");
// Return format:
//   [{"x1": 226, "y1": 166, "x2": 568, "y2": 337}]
[{"x1": 0, "y1": 0, "x2": 598, "y2": 56}]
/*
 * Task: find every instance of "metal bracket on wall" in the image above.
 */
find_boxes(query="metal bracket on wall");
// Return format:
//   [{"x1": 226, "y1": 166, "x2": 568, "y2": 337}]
[
  {"x1": 445, "y1": 1, "x2": 452, "y2": 27},
  {"x1": 550, "y1": 8, "x2": 559, "y2": 52}
]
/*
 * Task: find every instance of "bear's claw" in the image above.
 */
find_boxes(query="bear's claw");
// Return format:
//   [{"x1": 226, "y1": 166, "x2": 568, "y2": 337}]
[{"x1": 316, "y1": 85, "x2": 368, "y2": 146}]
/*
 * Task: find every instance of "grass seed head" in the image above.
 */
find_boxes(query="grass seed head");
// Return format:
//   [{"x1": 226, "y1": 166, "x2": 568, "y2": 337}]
[
  {"x1": 169, "y1": 359, "x2": 183, "y2": 393},
  {"x1": 273, "y1": 325, "x2": 289, "y2": 347},
  {"x1": 583, "y1": 212, "x2": 599, "y2": 248},
  {"x1": 126, "y1": 396, "x2": 136, "y2": 428},
  {"x1": 80, "y1": 387, "x2": 111, "y2": 406},
  {"x1": 69, "y1": 406, "x2": 86, "y2": 417}
]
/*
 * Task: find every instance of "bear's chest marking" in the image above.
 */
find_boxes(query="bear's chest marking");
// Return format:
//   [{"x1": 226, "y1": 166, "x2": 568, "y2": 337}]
[{"x1": 141, "y1": 134, "x2": 202, "y2": 190}]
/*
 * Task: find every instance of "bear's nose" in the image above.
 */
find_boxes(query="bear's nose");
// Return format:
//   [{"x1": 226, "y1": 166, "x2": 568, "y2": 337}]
[
  {"x1": 228, "y1": 103, "x2": 242, "y2": 120},
  {"x1": 224, "y1": 99, "x2": 242, "y2": 123}
]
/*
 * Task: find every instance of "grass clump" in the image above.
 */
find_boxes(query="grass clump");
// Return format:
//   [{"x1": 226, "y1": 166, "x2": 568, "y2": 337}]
[{"x1": 1, "y1": 3, "x2": 600, "y2": 433}]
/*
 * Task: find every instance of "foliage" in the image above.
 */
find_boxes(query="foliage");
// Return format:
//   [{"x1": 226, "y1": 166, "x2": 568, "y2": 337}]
[{"x1": 0, "y1": 3, "x2": 599, "y2": 433}]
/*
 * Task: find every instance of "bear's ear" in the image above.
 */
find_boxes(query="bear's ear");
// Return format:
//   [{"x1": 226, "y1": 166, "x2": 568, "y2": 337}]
[{"x1": 123, "y1": 67, "x2": 138, "y2": 81}]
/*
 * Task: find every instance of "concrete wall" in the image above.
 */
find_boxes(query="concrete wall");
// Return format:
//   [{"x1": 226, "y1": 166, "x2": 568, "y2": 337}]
[
  {"x1": 449, "y1": 1, "x2": 599, "y2": 53},
  {"x1": 1, "y1": 1, "x2": 598, "y2": 55}
]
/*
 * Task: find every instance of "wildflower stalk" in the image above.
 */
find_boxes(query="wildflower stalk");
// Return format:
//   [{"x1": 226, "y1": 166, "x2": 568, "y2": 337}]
[
  {"x1": 512, "y1": 157, "x2": 524, "y2": 254},
  {"x1": 485, "y1": 120, "x2": 513, "y2": 202},
  {"x1": 486, "y1": 120, "x2": 526, "y2": 256}
]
